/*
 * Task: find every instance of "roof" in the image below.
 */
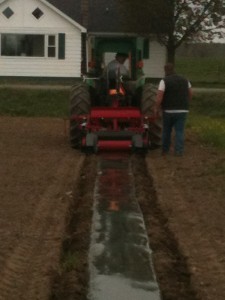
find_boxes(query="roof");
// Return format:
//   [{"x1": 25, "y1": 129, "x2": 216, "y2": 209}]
[
  {"x1": 39, "y1": 0, "x2": 86, "y2": 32},
  {"x1": 46, "y1": 0, "x2": 82, "y2": 24},
  {"x1": 87, "y1": 0, "x2": 127, "y2": 33},
  {"x1": 46, "y1": 0, "x2": 150, "y2": 34}
]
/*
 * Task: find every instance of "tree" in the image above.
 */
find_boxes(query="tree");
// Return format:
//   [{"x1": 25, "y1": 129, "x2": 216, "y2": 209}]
[{"x1": 119, "y1": 0, "x2": 225, "y2": 63}]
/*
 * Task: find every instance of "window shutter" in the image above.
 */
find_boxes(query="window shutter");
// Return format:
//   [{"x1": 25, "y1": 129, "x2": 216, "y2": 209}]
[
  {"x1": 81, "y1": 33, "x2": 87, "y2": 74},
  {"x1": 143, "y1": 39, "x2": 149, "y2": 59},
  {"x1": 58, "y1": 33, "x2": 65, "y2": 59}
]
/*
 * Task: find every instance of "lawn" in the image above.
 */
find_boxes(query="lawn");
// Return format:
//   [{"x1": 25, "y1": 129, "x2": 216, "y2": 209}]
[
  {"x1": 188, "y1": 92, "x2": 225, "y2": 148},
  {"x1": 176, "y1": 57, "x2": 225, "y2": 85},
  {"x1": 0, "y1": 88, "x2": 70, "y2": 118}
]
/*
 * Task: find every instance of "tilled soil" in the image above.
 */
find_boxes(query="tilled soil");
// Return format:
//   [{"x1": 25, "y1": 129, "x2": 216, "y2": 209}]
[
  {"x1": 146, "y1": 134, "x2": 225, "y2": 300},
  {"x1": 0, "y1": 117, "x2": 225, "y2": 300},
  {"x1": 50, "y1": 155, "x2": 97, "y2": 300},
  {"x1": 0, "y1": 117, "x2": 85, "y2": 300}
]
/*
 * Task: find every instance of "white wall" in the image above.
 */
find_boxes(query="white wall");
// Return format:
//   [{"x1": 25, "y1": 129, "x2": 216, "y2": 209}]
[
  {"x1": 0, "y1": 0, "x2": 83, "y2": 77},
  {"x1": 143, "y1": 40, "x2": 166, "y2": 79}
]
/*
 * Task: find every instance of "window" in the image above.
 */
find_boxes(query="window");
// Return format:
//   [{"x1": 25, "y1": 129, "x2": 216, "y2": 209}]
[
  {"x1": 143, "y1": 39, "x2": 149, "y2": 59},
  {"x1": 32, "y1": 8, "x2": 44, "y2": 19},
  {"x1": 1, "y1": 34, "x2": 44, "y2": 57},
  {"x1": 0, "y1": 34, "x2": 63, "y2": 58},
  {"x1": 47, "y1": 35, "x2": 56, "y2": 57},
  {"x1": 2, "y1": 7, "x2": 14, "y2": 19}
]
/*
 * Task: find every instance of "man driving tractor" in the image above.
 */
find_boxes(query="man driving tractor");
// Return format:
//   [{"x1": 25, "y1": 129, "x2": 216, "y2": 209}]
[{"x1": 103, "y1": 52, "x2": 129, "y2": 89}]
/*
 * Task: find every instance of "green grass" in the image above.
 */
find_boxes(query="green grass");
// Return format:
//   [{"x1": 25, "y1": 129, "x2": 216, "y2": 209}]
[
  {"x1": 190, "y1": 93, "x2": 225, "y2": 118},
  {"x1": 190, "y1": 116, "x2": 225, "y2": 148},
  {"x1": 0, "y1": 88, "x2": 70, "y2": 117},
  {"x1": 188, "y1": 92, "x2": 225, "y2": 148},
  {"x1": 176, "y1": 57, "x2": 225, "y2": 84}
]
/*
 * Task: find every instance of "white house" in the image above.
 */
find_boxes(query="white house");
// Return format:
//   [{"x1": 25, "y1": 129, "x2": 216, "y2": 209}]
[
  {"x1": 0, "y1": 0, "x2": 86, "y2": 78},
  {"x1": 0, "y1": 0, "x2": 166, "y2": 79}
]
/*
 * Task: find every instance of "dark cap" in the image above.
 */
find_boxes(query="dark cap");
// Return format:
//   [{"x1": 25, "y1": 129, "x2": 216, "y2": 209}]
[{"x1": 116, "y1": 52, "x2": 128, "y2": 58}]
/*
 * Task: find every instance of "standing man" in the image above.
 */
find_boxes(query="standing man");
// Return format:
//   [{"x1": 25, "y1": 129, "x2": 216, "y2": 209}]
[{"x1": 154, "y1": 63, "x2": 192, "y2": 156}]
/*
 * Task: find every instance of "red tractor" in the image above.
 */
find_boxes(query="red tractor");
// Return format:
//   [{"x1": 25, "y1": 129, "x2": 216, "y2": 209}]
[{"x1": 69, "y1": 37, "x2": 162, "y2": 153}]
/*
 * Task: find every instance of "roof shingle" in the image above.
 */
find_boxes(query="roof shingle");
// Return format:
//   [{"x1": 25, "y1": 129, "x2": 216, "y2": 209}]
[{"x1": 46, "y1": 0, "x2": 145, "y2": 33}]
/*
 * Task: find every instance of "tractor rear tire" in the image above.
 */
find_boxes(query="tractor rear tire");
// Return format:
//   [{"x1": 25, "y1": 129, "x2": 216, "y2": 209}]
[
  {"x1": 141, "y1": 83, "x2": 162, "y2": 148},
  {"x1": 70, "y1": 83, "x2": 91, "y2": 149}
]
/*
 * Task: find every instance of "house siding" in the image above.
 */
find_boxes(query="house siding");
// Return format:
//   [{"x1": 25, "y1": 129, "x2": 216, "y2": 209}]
[
  {"x1": 143, "y1": 40, "x2": 166, "y2": 79},
  {"x1": 0, "y1": 0, "x2": 84, "y2": 78}
]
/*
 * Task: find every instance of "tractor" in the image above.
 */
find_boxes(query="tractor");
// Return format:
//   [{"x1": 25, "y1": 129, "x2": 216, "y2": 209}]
[{"x1": 69, "y1": 36, "x2": 162, "y2": 153}]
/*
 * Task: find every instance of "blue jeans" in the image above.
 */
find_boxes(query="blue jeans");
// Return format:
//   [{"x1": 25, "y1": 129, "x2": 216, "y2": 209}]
[{"x1": 162, "y1": 112, "x2": 187, "y2": 154}]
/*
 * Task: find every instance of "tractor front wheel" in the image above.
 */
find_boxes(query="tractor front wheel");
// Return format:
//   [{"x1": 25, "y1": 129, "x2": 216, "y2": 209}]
[{"x1": 70, "y1": 83, "x2": 90, "y2": 149}]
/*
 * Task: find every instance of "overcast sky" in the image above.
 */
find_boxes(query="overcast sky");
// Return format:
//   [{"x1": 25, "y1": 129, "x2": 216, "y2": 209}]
[{"x1": 213, "y1": 29, "x2": 225, "y2": 43}]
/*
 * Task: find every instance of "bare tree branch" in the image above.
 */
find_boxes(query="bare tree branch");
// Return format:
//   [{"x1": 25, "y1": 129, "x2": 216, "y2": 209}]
[{"x1": 119, "y1": 0, "x2": 225, "y2": 62}]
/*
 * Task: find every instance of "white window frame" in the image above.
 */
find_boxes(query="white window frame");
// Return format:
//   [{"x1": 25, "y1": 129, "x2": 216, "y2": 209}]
[
  {"x1": 45, "y1": 34, "x2": 58, "y2": 59},
  {"x1": 0, "y1": 33, "x2": 58, "y2": 59}
]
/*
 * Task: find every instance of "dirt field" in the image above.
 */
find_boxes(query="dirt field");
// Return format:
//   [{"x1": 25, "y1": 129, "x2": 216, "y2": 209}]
[
  {"x1": 0, "y1": 117, "x2": 85, "y2": 300},
  {"x1": 146, "y1": 134, "x2": 225, "y2": 300},
  {"x1": 0, "y1": 117, "x2": 225, "y2": 300}
]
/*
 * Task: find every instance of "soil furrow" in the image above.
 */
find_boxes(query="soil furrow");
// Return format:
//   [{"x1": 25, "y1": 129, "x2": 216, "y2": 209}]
[
  {"x1": 131, "y1": 154, "x2": 198, "y2": 300},
  {"x1": 50, "y1": 155, "x2": 97, "y2": 300},
  {"x1": 51, "y1": 153, "x2": 199, "y2": 300}
]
